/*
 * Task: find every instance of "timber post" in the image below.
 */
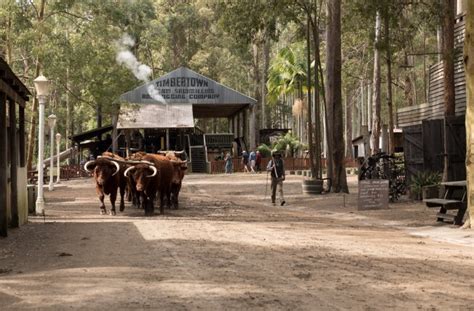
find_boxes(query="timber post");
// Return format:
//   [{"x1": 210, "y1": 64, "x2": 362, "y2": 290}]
[
  {"x1": 9, "y1": 98, "x2": 18, "y2": 227},
  {"x1": 0, "y1": 92, "x2": 7, "y2": 236}
]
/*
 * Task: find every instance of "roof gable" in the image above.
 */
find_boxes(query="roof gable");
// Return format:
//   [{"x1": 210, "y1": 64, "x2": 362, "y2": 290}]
[{"x1": 120, "y1": 67, "x2": 256, "y2": 105}]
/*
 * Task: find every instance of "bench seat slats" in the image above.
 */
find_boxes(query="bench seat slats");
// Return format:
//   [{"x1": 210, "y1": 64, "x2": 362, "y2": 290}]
[
  {"x1": 423, "y1": 198, "x2": 463, "y2": 206},
  {"x1": 436, "y1": 213, "x2": 456, "y2": 220}
]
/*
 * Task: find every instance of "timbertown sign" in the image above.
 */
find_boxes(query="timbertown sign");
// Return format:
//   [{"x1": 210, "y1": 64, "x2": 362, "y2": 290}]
[
  {"x1": 120, "y1": 67, "x2": 255, "y2": 105},
  {"x1": 118, "y1": 67, "x2": 256, "y2": 129}
]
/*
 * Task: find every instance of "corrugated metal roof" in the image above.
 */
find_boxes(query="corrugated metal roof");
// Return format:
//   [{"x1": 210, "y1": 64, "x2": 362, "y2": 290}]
[
  {"x1": 117, "y1": 103, "x2": 194, "y2": 129},
  {"x1": 119, "y1": 67, "x2": 256, "y2": 106},
  {"x1": 118, "y1": 67, "x2": 256, "y2": 126}
]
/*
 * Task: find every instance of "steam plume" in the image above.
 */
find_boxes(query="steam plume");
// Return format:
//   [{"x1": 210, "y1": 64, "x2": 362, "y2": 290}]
[{"x1": 116, "y1": 34, "x2": 165, "y2": 104}]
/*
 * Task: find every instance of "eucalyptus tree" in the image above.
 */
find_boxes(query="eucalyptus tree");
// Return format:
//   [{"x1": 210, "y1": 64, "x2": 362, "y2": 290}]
[
  {"x1": 326, "y1": 0, "x2": 348, "y2": 192},
  {"x1": 216, "y1": 0, "x2": 288, "y2": 147},
  {"x1": 464, "y1": 0, "x2": 474, "y2": 229}
]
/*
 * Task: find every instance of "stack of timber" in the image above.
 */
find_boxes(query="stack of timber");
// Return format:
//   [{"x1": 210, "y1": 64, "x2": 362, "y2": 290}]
[{"x1": 397, "y1": 16, "x2": 466, "y2": 127}]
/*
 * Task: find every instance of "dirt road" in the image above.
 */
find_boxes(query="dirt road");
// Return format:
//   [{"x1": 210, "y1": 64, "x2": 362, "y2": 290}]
[{"x1": 1, "y1": 173, "x2": 473, "y2": 310}]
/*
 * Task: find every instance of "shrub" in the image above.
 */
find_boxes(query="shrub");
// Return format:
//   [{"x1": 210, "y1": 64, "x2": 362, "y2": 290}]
[
  {"x1": 410, "y1": 171, "x2": 442, "y2": 197},
  {"x1": 257, "y1": 144, "x2": 272, "y2": 158}
]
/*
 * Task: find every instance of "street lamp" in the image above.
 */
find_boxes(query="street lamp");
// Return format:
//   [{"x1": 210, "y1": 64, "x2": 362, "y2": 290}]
[
  {"x1": 55, "y1": 133, "x2": 61, "y2": 184},
  {"x1": 48, "y1": 114, "x2": 57, "y2": 191},
  {"x1": 34, "y1": 75, "x2": 51, "y2": 215}
]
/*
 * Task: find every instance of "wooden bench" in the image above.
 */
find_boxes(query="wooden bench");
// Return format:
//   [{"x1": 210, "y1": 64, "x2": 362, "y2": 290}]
[{"x1": 423, "y1": 181, "x2": 467, "y2": 225}]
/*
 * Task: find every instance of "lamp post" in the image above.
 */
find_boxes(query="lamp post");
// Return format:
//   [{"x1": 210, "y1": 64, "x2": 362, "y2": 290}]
[
  {"x1": 34, "y1": 75, "x2": 51, "y2": 215},
  {"x1": 48, "y1": 114, "x2": 57, "y2": 191},
  {"x1": 56, "y1": 133, "x2": 61, "y2": 184}
]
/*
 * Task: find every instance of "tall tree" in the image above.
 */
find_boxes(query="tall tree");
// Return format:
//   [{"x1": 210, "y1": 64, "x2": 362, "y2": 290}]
[
  {"x1": 326, "y1": 0, "x2": 348, "y2": 193},
  {"x1": 442, "y1": 0, "x2": 456, "y2": 116},
  {"x1": 463, "y1": 0, "x2": 473, "y2": 229},
  {"x1": 370, "y1": 10, "x2": 382, "y2": 155},
  {"x1": 26, "y1": 0, "x2": 46, "y2": 171},
  {"x1": 442, "y1": 0, "x2": 456, "y2": 181},
  {"x1": 384, "y1": 8, "x2": 395, "y2": 154}
]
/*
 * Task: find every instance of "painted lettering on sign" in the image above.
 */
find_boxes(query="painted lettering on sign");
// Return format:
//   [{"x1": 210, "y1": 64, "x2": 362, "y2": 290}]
[
  {"x1": 358, "y1": 179, "x2": 389, "y2": 210},
  {"x1": 141, "y1": 76, "x2": 220, "y2": 101},
  {"x1": 155, "y1": 77, "x2": 209, "y2": 88}
]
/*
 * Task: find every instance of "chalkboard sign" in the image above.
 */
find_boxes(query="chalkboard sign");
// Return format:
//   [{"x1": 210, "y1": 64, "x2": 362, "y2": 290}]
[{"x1": 358, "y1": 179, "x2": 389, "y2": 210}]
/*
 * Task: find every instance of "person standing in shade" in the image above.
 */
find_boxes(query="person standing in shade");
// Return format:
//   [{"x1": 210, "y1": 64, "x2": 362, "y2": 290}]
[
  {"x1": 224, "y1": 152, "x2": 233, "y2": 174},
  {"x1": 249, "y1": 150, "x2": 257, "y2": 173},
  {"x1": 255, "y1": 150, "x2": 262, "y2": 173},
  {"x1": 241, "y1": 150, "x2": 249, "y2": 173},
  {"x1": 267, "y1": 151, "x2": 286, "y2": 206}
]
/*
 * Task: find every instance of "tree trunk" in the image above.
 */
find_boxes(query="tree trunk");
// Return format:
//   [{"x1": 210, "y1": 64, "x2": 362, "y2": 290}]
[
  {"x1": 462, "y1": 0, "x2": 473, "y2": 229},
  {"x1": 252, "y1": 41, "x2": 261, "y2": 146},
  {"x1": 319, "y1": 54, "x2": 332, "y2": 181},
  {"x1": 443, "y1": 0, "x2": 456, "y2": 116},
  {"x1": 311, "y1": 2, "x2": 322, "y2": 179},
  {"x1": 370, "y1": 10, "x2": 382, "y2": 155},
  {"x1": 385, "y1": 12, "x2": 395, "y2": 154},
  {"x1": 5, "y1": 1, "x2": 13, "y2": 64},
  {"x1": 345, "y1": 91, "x2": 353, "y2": 159},
  {"x1": 306, "y1": 15, "x2": 316, "y2": 179},
  {"x1": 263, "y1": 29, "x2": 272, "y2": 129},
  {"x1": 26, "y1": 0, "x2": 46, "y2": 172},
  {"x1": 442, "y1": 0, "x2": 456, "y2": 182},
  {"x1": 326, "y1": 0, "x2": 348, "y2": 193}
]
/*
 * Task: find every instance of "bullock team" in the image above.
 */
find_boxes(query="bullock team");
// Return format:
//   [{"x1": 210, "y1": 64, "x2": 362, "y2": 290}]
[{"x1": 84, "y1": 151, "x2": 187, "y2": 216}]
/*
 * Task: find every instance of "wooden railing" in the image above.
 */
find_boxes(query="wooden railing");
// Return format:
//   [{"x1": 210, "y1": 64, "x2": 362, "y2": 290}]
[
  {"x1": 28, "y1": 165, "x2": 91, "y2": 184},
  {"x1": 210, "y1": 157, "x2": 359, "y2": 174}
]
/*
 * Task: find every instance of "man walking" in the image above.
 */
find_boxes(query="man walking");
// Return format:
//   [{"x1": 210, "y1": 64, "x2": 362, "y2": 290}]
[
  {"x1": 267, "y1": 151, "x2": 286, "y2": 206},
  {"x1": 249, "y1": 150, "x2": 256, "y2": 173},
  {"x1": 241, "y1": 150, "x2": 249, "y2": 173}
]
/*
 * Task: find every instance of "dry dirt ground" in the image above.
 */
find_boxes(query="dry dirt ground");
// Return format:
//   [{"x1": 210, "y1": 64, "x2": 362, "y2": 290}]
[{"x1": 1, "y1": 173, "x2": 474, "y2": 310}]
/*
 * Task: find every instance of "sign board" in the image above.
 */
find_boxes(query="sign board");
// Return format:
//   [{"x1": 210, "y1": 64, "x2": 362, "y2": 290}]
[
  {"x1": 119, "y1": 67, "x2": 257, "y2": 105},
  {"x1": 358, "y1": 179, "x2": 389, "y2": 210}
]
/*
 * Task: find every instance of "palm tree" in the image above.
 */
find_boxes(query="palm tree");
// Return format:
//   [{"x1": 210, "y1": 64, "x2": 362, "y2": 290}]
[{"x1": 267, "y1": 44, "x2": 309, "y2": 146}]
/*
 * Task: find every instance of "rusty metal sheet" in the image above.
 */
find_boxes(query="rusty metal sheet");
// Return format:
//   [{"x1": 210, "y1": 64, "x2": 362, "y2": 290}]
[{"x1": 117, "y1": 103, "x2": 194, "y2": 129}]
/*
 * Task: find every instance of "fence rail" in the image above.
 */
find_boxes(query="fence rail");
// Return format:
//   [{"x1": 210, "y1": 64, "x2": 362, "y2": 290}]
[
  {"x1": 28, "y1": 165, "x2": 91, "y2": 184},
  {"x1": 210, "y1": 157, "x2": 359, "y2": 174}
]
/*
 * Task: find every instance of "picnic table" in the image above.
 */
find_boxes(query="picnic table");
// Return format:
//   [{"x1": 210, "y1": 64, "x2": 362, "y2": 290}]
[{"x1": 423, "y1": 181, "x2": 467, "y2": 225}]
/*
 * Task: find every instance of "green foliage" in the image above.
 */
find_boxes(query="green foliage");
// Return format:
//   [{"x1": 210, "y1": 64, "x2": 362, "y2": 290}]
[
  {"x1": 410, "y1": 171, "x2": 442, "y2": 196},
  {"x1": 257, "y1": 144, "x2": 272, "y2": 158},
  {"x1": 0, "y1": 0, "x2": 449, "y2": 166},
  {"x1": 271, "y1": 132, "x2": 304, "y2": 157},
  {"x1": 267, "y1": 44, "x2": 309, "y2": 105}
]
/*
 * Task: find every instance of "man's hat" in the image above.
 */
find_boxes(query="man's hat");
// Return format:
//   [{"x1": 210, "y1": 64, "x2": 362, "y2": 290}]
[{"x1": 271, "y1": 150, "x2": 281, "y2": 156}]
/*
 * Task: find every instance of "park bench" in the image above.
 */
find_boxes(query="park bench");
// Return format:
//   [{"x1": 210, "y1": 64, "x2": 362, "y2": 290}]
[{"x1": 423, "y1": 181, "x2": 467, "y2": 225}]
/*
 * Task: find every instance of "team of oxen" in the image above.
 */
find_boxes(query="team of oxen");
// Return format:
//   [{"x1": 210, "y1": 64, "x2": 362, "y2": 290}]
[{"x1": 83, "y1": 151, "x2": 187, "y2": 216}]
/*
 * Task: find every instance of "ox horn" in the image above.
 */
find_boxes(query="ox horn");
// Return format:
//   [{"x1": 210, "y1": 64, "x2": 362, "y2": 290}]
[
  {"x1": 170, "y1": 159, "x2": 186, "y2": 164},
  {"x1": 111, "y1": 160, "x2": 120, "y2": 176},
  {"x1": 84, "y1": 160, "x2": 96, "y2": 173},
  {"x1": 147, "y1": 165, "x2": 157, "y2": 178},
  {"x1": 174, "y1": 150, "x2": 185, "y2": 154},
  {"x1": 124, "y1": 166, "x2": 136, "y2": 177}
]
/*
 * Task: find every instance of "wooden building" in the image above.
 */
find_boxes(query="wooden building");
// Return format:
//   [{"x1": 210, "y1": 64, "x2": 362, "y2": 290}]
[
  {"x1": 117, "y1": 67, "x2": 256, "y2": 173},
  {"x1": 0, "y1": 57, "x2": 31, "y2": 237},
  {"x1": 397, "y1": 14, "x2": 467, "y2": 182}
]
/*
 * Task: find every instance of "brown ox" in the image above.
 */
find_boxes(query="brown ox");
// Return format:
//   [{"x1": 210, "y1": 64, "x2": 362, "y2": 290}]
[
  {"x1": 124, "y1": 156, "x2": 158, "y2": 216},
  {"x1": 165, "y1": 151, "x2": 187, "y2": 209},
  {"x1": 84, "y1": 153, "x2": 126, "y2": 215},
  {"x1": 126, "y1": 152, "x2": 174, "y2": 215}
]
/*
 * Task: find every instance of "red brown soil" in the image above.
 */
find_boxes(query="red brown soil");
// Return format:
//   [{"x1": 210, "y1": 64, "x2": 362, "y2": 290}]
[{"x1": 1, "y1": 174, "x2": 473, "y2": 310}]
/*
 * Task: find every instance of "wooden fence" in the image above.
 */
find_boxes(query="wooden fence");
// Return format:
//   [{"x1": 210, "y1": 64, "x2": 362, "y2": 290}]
[
  {"x1": 28, "y1": 165, "x2": 91, "y2": 183},
  {"x1": 210, "y1": 157, "x2": 359, "y2": 174},
  {"x1": 403, "y1": 115, "x2": 466, "y2": 183}
]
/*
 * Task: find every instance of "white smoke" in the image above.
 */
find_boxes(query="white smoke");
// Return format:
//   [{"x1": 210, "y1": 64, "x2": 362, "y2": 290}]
[{"x1": 115, "y1": 34, "x2": 166, "y2": 104}]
